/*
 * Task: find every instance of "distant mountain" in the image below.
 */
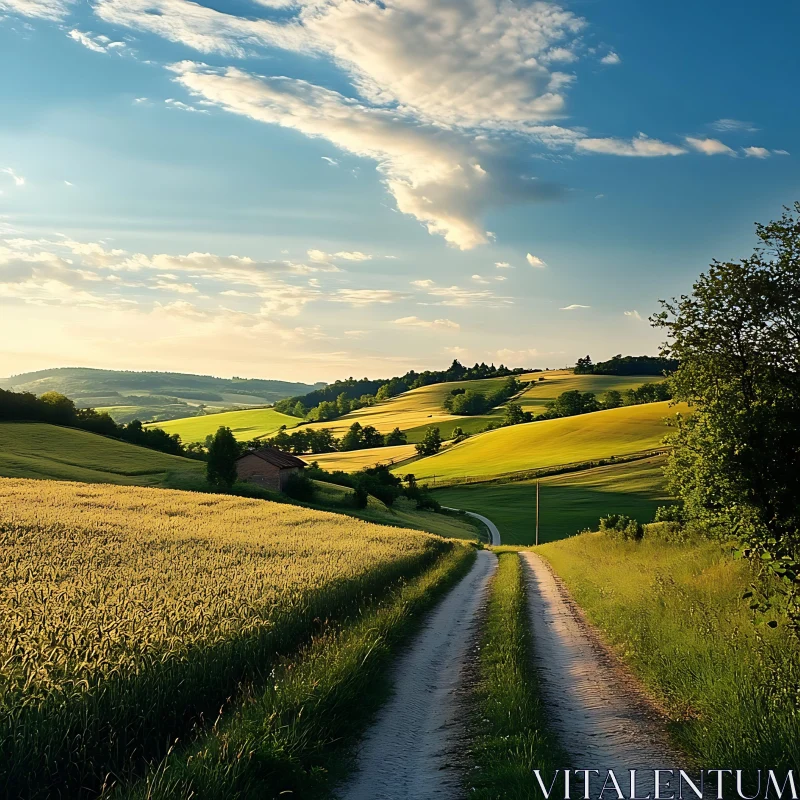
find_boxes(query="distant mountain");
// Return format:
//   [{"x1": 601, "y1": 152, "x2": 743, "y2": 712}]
[{"x1": 0, "y1": 368, "x2": 326, "y2": 424}]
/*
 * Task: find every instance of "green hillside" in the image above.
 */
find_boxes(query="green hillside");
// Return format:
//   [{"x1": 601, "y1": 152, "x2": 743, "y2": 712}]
[
  {"x1": 434, "y1": 456, "x2": 673, "y2": 545},
  {"x1": 146, "y1": 407, "x2": 301, "y2": 443},
  {"x1": 0, "y1": 367, "x2": 324, "y2": 424},
  {"x1": 0, "y1": 422, "x2": 204, "y2": 486},
  {"x1": 407, "y1": 401, "x2": 683, "y2": 482}
]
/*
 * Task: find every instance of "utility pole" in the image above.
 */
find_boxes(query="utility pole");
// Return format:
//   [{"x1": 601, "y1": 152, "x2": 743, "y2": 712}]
[{"x1": 535, "y1": 481, "x2": 540, "y2": 546}]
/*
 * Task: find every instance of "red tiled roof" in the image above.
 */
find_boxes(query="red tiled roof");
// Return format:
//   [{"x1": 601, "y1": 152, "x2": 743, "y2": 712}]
[{"x1": 237, "y1": 446, "x2": 307, "y2": 470}]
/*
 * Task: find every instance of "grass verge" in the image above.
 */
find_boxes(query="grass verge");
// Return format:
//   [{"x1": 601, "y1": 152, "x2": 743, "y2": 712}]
[
  {"x1": 113, "y1": 544, "x2": 477, "y2": 800},
  {"x1": 538, "y1": 530, "x2": 800, "y2": 772},
  {"x1": 467, "y1": 552, "x2": 564, "y2": 799}
]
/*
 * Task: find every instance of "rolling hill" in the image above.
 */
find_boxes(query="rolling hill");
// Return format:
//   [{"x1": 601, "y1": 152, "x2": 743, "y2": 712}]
[
  {"x1": 406, "y1": 401, "x2": 683, "y2": 482},
  {"x1": 145, "y1": 407, "x2": 301, "y2": 443},
  {"x1": 0, "y1": 368, "x2": 324, "y2": 424},
  {"x1": 433, "y1": 455, "x2": 673, "y2": 544},
  {"x1": 0, "y1": 422, "x2": 204, "y2": 485}
]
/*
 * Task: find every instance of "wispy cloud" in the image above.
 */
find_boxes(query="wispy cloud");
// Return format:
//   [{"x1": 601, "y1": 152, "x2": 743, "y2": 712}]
[
  {"x1": 624, "y1": 309, "x2": 643, "y2": 320},
  {"x1": 743, "y1": 146, "x2": 771, "y2": 159},
  {"x1": 0, "y1": 168, "x2": 25, "y2": 187},
  {"x1": 527, "y1": 253, "x2": 547, "y2": 268},
  {"x1": 495, "y1": 261, "x2": 512, "y2": 269},
  {"x1": 0, "y1": 0, "x2": 74, "y2": 20},
  {"x1": 393, "y1": 316, "x2": 459, "y2": 331},
  {"x1": 68, "y1": 29, "x2": 126, "y2": 54},
  {"x1": 684, "y1": 137, "x2": 735, "y2": 156},
  {"x1": 577, "y1": 134, "x2": 685, "y2": 157},
  {"x1": 600, "y1": 51, "x2": 621, "y2": 65},
  {"x1": 560, "y1": 303, "x2": 590, "y2": 310},
  {"x1": 710, "y1": 118, "x2": 758, "y2": 133},
  {"x1": 165, "y1": 98, "x2": 209, "y2": 114}
]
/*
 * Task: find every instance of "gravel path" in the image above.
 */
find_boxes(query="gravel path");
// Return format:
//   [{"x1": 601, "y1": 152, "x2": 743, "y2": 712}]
[
  {"x1": 337, "y1": 550, "x2": 496, "y2": 800},
  {"x1": 521, "y1": 551, "x2": 682, "y2": 797},
  {"x1": 442, "y1": 508, "x2": 501, "y2": 545}
]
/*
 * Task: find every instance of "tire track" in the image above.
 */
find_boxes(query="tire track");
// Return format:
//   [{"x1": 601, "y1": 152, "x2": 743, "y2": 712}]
[{"x1": 337, "y1": 550, "x2": 496, "y2": 800}]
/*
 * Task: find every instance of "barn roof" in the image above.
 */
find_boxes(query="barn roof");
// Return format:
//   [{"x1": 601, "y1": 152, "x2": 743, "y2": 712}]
[{"x1": 237, "y1": 446, "x2": 307, "y2": 469}]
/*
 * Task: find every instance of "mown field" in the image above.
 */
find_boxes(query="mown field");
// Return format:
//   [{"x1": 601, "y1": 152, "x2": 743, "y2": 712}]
[
  {"x1": 516, "y1": 371, "x2": 662, "y2": 412},
  {"x1": 310, "y1": 442, "x2": 419, "y2": 471},
  {"x1": 434, "y1": 456, "x2": 672, "y2": 544},
  {"x1": 0, "y1": 478, "x2": 461, "y2": 797},
  {"x1": 146, "y1": 407, "x2": 300, "y2": 443},
  {"x1": 538, "y1": 530, "x2": 800, "y2": 773},
  {"x1": 0, "y1": 422, "x2": 203, "y2": 485},
  {"x1": 408, "y1": 401, "x2": 682, "y2": 482}
]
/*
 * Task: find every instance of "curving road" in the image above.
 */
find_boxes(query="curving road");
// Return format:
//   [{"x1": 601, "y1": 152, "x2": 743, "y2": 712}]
[{"x1": 442, "y1": 507, "x2": 501, "y2": 545}]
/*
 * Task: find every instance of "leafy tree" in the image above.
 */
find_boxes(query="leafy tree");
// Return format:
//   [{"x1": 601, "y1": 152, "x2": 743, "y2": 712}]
[
  {"x1": 600, "y1": 390, "x2": 623, "y2": 409},
  {"x1": 574, "y1": 355, "x2": 594, "y2": 374},
  {"x1": 361, "y1": 425, "x2": 384, "y2": 448},
  {"x1": 504, "y1": 402, "x2": 526, "y2": 425},
  {"x1": 292, "y1": 401, "x2": 307, "y2": 418},
  {"x1": 336, "y1": 392, "x2": 351, "y2": 415},
  {"x1": 384, "y1": 427, "x2": 407, "y2": 446},
  {"x1": 340, "y1": 422, "x2": 364, "y2": 451},
  {"x1": 39, "y1": 391, "x2": 77, "y2": 424},
  {"x1": 654, "y1": 203, "x2": 800, "y2": 627},
  {"x1": 206, "y1": 426, "x2": 240, "y2": 488},
  {"x1": 545, "y1": 390, "x2": 599, "y2": 418},
  {"x1": 415, "y1": 427, "x2": 442, "y2": 456}
]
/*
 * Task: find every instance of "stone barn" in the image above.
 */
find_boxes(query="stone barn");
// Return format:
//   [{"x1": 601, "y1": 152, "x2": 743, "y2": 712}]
[{"x1": 235, "y1": 446, "x2": 307, "y2": 492}]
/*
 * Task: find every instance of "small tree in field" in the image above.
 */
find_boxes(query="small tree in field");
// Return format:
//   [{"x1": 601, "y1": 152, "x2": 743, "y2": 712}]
[
  {"x1": 206, "y1": 426, "x2": 239, "y2": 489},
  {"x1": 415, "y1": 427, "x2": 442, "y2": 456}
]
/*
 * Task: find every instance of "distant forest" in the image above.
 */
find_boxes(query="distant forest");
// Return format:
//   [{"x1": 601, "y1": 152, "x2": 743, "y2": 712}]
[{"x1": 573, "y1": 354, "x2": 679, "y2": 376}]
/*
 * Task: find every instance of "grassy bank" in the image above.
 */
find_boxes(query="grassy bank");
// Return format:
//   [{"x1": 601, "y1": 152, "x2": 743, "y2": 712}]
[
  {"x1": 467, "y1": 552, "x2": 563, "y2": 799},
  {"x1": 538, "y1": 530, "x2": 800, "y2": 771},
  {"x1": 145, "y1": 407, "x2": 300, "y2": 443},
  {"x1": 114, "y1": 544, "x2": 476, "y2": 799},
  {"x1": 0, "y1": 478, "x2": 456, "y2": 798},
  {"x1": 434, "y1": 456, "x2": 671, "y2": 544}
]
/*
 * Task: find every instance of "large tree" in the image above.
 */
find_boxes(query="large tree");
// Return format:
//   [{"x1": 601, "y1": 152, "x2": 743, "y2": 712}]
[
  {"x1": 206, "y1": 426, "x2": 240, "y2": 489},
  {"x1": 654, "y1": 203, "x2": 800, "y2": 625}
]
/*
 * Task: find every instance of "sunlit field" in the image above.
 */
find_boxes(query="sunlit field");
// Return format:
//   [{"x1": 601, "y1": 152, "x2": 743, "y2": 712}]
[
  {"x1": 311, "y1": 442, "x2": 419, "y2": 471},
  {"x1": 146, "y1": 406, "x2": 300, "y2": 443},
  {"x1": 409, "y1": 402, "x2": 683, "y2": 482},
  {"x1": 517, "y1": 371, "x2": 663, "y2": 411},
  {"x1": 0, "y1": 478, "x2": 453, "y2": 797}
]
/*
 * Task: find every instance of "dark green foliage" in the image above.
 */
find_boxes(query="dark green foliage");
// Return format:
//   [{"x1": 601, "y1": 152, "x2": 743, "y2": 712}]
[
  {"x1": 599, "y1": 514, "x2": 644, "y2": 541},
  {"x1": 600, "y1": 390, "x2": 623, "y2": 409},
  {"x1": 540, "y1": 389, "x2": 599, "y2": 419},
  {"x1": 284, "y1": 471, "x2": 316, "y2": 501},
  {"x1": 206, "y1": 427, "x2": 239, "y2": 489},
  {"x1": 339, "y1": 422, "x2": 383, "y2": 451},
  {"x1": 350, "y1": 485, "x2": 369, "y2": 508},
  {"x1": 654, "y1": 203, "x2": 800, "y2": 626},
  {"x1": 442, "y1": 376, "x2": 522, "y2": 416},
  {"x1": 265, "y1": 427, "x2": 339, "y2": 454},
  {"x1": 574, "y1": 354, "x2": 679, "y2": 376},
  {"x1": 504, "y1": 402, "x2": 526, "y2": 426},
  {"x1": 384, "y1": 427, "x2": 407, "y2": 446},
  {"x1": 415, "y1": 427, "x2": 443, "y2": 456},
  {"x1": 654, "y1": 504, "x2": 685, "y2": 523}
]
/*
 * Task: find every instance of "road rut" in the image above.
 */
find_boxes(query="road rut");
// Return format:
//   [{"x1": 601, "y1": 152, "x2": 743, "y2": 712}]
[
  {"x1": 521, "y1": 551, "x2": 682, "y2": 797},
  {"x1": 337, "y1": 550, "x2": 496, "y2": 800}
]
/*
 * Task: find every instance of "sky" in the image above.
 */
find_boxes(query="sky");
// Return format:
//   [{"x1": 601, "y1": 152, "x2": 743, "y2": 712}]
[{"x1": 0, "y1": 0, "x2": 798, "y2": 384}]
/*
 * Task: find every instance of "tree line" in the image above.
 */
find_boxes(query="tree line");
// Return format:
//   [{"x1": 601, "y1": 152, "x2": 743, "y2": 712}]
[{"x1": 574, "y1": 354, "x2": 678, "y2": 375}]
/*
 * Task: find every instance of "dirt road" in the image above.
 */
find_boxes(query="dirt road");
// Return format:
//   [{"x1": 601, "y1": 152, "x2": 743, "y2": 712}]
[
  {"x1": 337, "y1": 550, "x2": 496, "y2": 800},
  {"x1": 441, "y1": 507, "x2": 501, "y2": 545},
  {"x1": 521, "y1": 551, "x2": 681, "y2": 797}
]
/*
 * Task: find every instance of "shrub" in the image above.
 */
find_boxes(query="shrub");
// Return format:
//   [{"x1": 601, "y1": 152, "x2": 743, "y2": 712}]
[
  {"x1": 599, "y1": 514, "x2": 644, "y2": 541},
  {"x1": 350, "y1": 486, "x2": 369, "y2": 508},
  {"x1": 654, "y1": 504, "x2": 685, "y2": 523},
  {"x1": 284, "y1": 471, "x2": 316, "y2": 501}
]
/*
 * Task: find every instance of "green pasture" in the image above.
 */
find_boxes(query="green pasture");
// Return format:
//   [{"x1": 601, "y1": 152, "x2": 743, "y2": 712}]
[
  {"x1": 146, "y1": 407, "x2": 300, "y2": 443},
  {"x1": 0, "y1": 422, "x2": 203, "y2": 486},
  {"x1": 434, "y1": 455, "x2": 672, "y2": 545},
  {"x1": 517, "y1": 371, "x2": 663, "y2": 411}
]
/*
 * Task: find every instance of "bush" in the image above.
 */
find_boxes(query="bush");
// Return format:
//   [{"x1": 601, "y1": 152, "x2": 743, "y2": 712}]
[
  {"x1": 284, "y1": 471, "x2": 316, "y2": 501},
  {"x1": 350, "y1": 486, "x2": 369, "y2": 508},
  {"x1": 654, "y1": 504, "x2": 685, "y2": 523},
  {"x1": 599, "y1": 514, "x2": 644, "y2": 541}
]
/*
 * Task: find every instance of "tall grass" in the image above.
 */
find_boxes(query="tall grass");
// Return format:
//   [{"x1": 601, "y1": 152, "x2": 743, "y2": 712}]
[
  {"x1": 113, "y1": 545, "x2": 476, "y2": 799},
  {"x1": 538, "y1": 530, "x2": 800, "y2": 772},
  {"x1": 467, "y1": 552, "x2": 564, "y2": 799},
  {"x1": 0, "y1": 478, "x2": 452, "y2": 798}
]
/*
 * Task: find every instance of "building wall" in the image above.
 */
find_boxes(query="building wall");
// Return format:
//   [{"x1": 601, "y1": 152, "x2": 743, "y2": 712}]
[
  {"x1": 236, "y1": 454, "x2": 282, "y2": 492},
  {"x1": 278, "y1": 466, "x2": 300, "y2": 490}
]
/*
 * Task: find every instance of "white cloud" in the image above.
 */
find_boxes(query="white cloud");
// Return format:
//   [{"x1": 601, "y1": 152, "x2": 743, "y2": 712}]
[
  {"x1": 0, "y1": 0, "x2": 73, "y2": 19},
  {"x1": 743, "y1": 146, "x2": 771, "y2": 159},
  {"x1": 496, "y1": 347, "x2": 538, "y2": 361},
  {"x1": 577, "y1": 133, "x2": 685, "y2": 157},
  {"x1": 308, "y1": 248, "x2": 372, "y2": 263},
  {"x1": 0, "y1": 168, "x2": 25, "y2": 187},
  {"x1": 471, "y1": 274, "x2": 489, "y2": 284},
  {"x1": 64, "y1": 180, "x2": 74, "y2": 187},
  {"x1": 421, "y1": 284, "x2": 511, "y2": 307},
  {"x1": 495, "y1": 275, "x2": 507, "y2": 281},
  {"x1": 334, "y1": 250, "x2": 372, "y2": 261},
  {"x1": 624, "y1": 309, "x2": 643, "y2": 321},
  {"x1": 169, "y1": 62, "x2": 562, "y2": 250},
  {"x1": 560, "y1": 303, "x2": 590, "y2": 310},
  {"x1": 411, "y1": 279, "x2": 435, "y2": 288},
  {"x1": 165, "y1": 98, "x2": 209, "y2": 114},
  {"x1": 321, "y1": 156, "x2": 339, "y2": 166},
  {"x1": 495, "y1": 261, "x2": 512, "y2": 269},
  {"x1": 393, "y1": 316, "x2": 459, "y2": 331},
  {"x1": 600, "y1": 51, "x2": 621, "y2": 65},
  {"x1": 527, "y1": 253, "x2": 546, "y2": 268},
  {"x1": 774, "y1": 150, "x2": 790, "y2": 156},
  {"x1": 68, "y1": 29, "x2": 125, "y2": 53},
  {"x1": 444, "y1": 346, "x2": 468, "y2": 357},
  {"x1": 685, "y1": 137, "x2": 735, "y2": 156},
  {"x1": 710, "y1": 118, "x2": 758, "y2": 133},
  {"x1": 332, "y1": 288, "x2": 404, "y2": 305}
]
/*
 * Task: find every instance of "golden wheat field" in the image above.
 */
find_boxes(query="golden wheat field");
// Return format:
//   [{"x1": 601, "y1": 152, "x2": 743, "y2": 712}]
[{"x1": 0, "y1": 477, "x2": 451, "y2": 797}]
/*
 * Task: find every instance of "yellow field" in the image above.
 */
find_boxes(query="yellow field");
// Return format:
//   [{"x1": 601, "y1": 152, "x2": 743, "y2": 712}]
[
  {"x1": 145, "y1": 406, "x2": 300, "y2": 443},
  {"x1": 0, "y1": 477, "x2": 452, "y2": 794},
  {"x1": 408, "y1": 401, "x2": 684, "y2": 481},
  {"x1": 517, "y1": 371, "x2": 663, "y2": 411},
  {"x1": 310, "y1": 443, "x2": 419, "y2": 471}
]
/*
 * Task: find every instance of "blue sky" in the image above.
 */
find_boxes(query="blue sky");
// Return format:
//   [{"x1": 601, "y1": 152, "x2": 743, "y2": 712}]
[{"x1": 0, "y1": 0, "x2": 797, "y2": 382}]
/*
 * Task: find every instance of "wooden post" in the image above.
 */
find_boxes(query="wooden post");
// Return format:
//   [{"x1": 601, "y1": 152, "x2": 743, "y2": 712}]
[{"x1": 535, "y1": 481, "x2": 540, "y2": 546}]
